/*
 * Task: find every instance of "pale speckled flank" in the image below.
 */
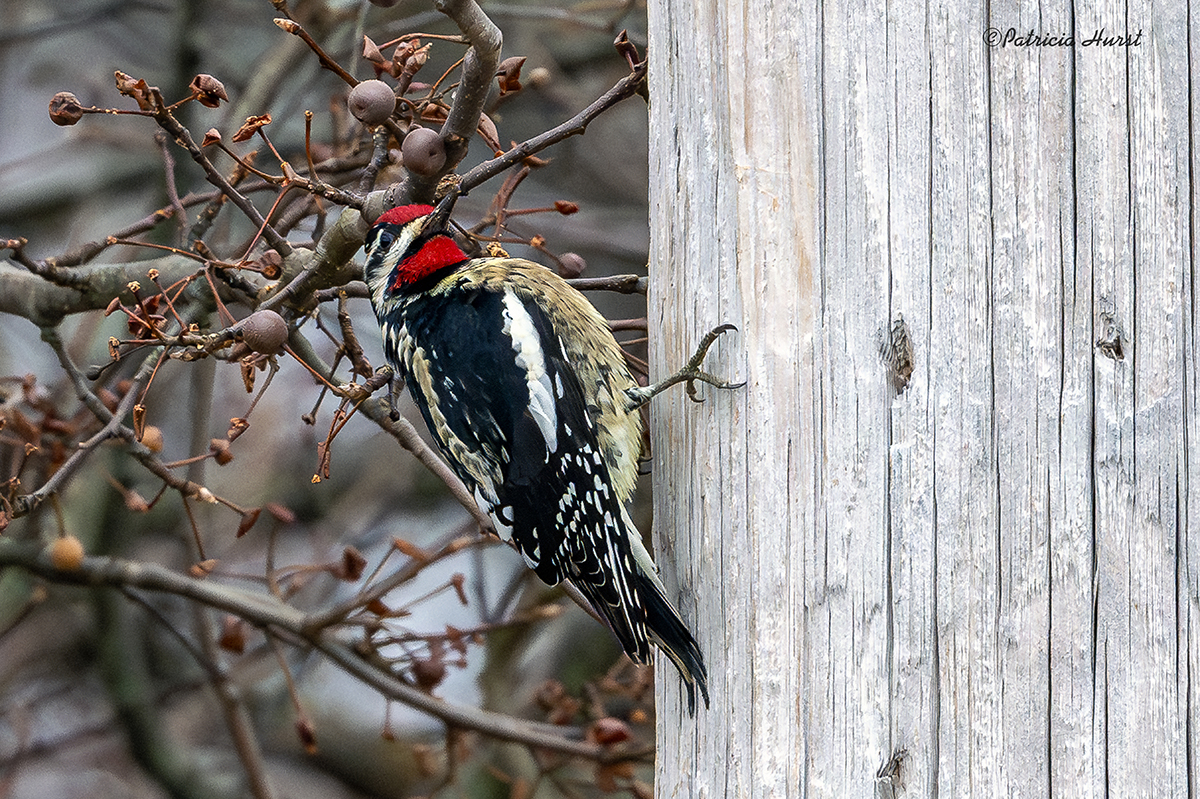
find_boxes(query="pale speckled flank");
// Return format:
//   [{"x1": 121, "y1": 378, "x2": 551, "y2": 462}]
[{"x1": 407, "y1": 344, "x2": 502, "y2": 505}]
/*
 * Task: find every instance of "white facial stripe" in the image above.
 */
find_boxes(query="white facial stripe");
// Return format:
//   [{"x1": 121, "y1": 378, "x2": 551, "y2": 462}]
[
  {"x1": 365, "y1": 219, "x2": 424, "y2": 306},
  {"x1": 501, "y1": 290, "x2": 558, "y2": 454}
]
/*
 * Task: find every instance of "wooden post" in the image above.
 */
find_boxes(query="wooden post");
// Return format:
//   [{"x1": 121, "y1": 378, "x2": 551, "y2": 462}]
[{"x1": 647, "y1": 1, "x2": 1197, "y2": 796}]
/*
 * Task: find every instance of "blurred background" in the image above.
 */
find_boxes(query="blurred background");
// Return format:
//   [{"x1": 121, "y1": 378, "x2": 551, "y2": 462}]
[{"x1": 0, "y1": 1, "x2": 658, "y2": 796}]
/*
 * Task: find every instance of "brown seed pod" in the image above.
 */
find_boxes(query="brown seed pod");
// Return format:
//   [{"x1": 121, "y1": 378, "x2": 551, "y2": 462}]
[
  {"x1": 49, "y1": 536, "x2": 85, "y2": 571},
  {"x1": 496, "y1": 56, "x2": 526, "y2": 94},
  {"x1": 265, "y1": 502, "x2": 296, "y2": 524},
  {"x1": 238, "y1": 310, "x2": 288, "y2": 355},
  {"x1": 48, "y1": 92, "x2": 83, "y2": 126},
  {"x1": 347, "y1": 79, "x2": 396, "y2": 126},
  {"x1": 219, "y1": 615, "x2": 247, "y2": 653},
  {"x1": 189, "y1": 74, "x2": 228, "y2": 108},
  {"x1": 401, "y1": 127, "x2": 446, "y2": 177}
]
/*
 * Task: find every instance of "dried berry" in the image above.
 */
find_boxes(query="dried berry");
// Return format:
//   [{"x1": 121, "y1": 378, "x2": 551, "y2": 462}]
[
  {"x1": 48, "y1": 92, "x2": 83, "y2": 126},
  {"x1": 140, "y1": 425, "x2": 164, "y2": 453},
  {"x1": 238, "y1": 309, "x2": 288, "y2": 355},
  {"x1": 209, "y1": 438, "x2": 234, "y2": 465},
  {"x1": 557, "y1": 252, "x2": 587, "y2": 278},
  {"x1": 347, "y1": 80, "x2": 396, "y2": 126},
  {"x1": 411, "y1": 656, "x2": 447, "y2": 690},
  {"x1": 527, "y1": 66, "x2": 551, "y2": 89},
  {"x1": 49, "y1": 535, "x2": 85, "y2": 571},
  {"x1": 401, "y1": 127, "x2": 446, "y2": 177}
]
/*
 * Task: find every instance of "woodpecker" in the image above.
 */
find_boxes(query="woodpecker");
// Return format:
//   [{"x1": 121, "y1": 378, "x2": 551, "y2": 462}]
[{"x1": 363, "y1": 204, "x2": 738, "y2": 712}]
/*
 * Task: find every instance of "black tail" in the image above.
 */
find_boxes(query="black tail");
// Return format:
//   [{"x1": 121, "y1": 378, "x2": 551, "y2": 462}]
[
  {"x1": 570, "y1": 563, "x2": 709, "y2": 714},
  {"x1": 637, "y1": 569, "x2": 710, "y2": 714}
]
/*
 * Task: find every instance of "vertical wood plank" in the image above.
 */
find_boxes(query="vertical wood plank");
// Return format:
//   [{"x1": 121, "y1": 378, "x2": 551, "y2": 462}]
[
  {"x1": 646, "y1": 1, "x2": 1196, "y2": 796},
  {"x1": 1188, "y1": 4, "x2": 1200, "y2": 796},
  {"x1": 809, "y1": 1, "x2": 893, "y2": 795},
  {"x1": 647, "y1": 0, "x2": 819, "y2": 796}
]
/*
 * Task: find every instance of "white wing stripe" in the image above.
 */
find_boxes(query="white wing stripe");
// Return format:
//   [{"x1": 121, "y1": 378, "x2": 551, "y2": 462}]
[{"x1": 501, "y1": 290, "x2": 558, "y2": 455}]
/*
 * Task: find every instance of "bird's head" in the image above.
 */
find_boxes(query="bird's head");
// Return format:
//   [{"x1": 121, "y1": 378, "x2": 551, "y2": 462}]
[{"x1": 364, "y1": 204, "x2": 468, "y2": 306}]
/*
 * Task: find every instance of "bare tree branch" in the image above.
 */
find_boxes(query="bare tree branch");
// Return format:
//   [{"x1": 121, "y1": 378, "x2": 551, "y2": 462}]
[
  {"x1": 435, "y1": 0, "x2": 503, "y2": 164},
  {"x1": 0, "y1": 537, "x2": 636, "y2": 763},
  {"x1": 0, "y1": 257, "x2": 198, "y2": 330}
]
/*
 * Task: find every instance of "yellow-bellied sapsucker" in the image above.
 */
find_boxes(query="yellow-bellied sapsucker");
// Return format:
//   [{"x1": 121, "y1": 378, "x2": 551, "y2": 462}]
[{"x1": 364, "y1": 204, "x2": 738, "y2": 712}]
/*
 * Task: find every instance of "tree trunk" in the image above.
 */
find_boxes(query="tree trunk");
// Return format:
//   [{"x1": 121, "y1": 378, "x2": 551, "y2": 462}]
[{"x1": 647, "y1": 1, "x2": 1197, "y2": 796}]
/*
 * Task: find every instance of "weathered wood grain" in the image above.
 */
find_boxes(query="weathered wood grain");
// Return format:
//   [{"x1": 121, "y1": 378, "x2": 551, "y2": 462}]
[{"x1": 647, "y1": 1, "x2": 1197, "y2": 796}]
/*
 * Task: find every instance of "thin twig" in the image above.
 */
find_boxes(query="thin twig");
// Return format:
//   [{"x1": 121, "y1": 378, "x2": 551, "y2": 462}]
[
  {"x1": 356, "y1": 127, "x2": 393, "y2": 195},
  {"x1": 154, "y1": 131, "x2": 189, "y2": 239},
  {"x1": 190, "y1": 602, "x2": 278, "y2": 799},
  {"x1": 283, "y1": 332, "x2": 494, "y2": 531},
  {"x1": 456, "y1": 59, "x2": 647, "y2": 197},
  {"x1": 305, "y1": 528, "x2": 482, "y2": 630},
  {"x1": 152, "y1": 109, "x2": 293, "y2": 257},
  {"x1": 11, "y1": 328, "x2": 163, "y2": 518},
  {"x1": 3, "y1": 238, "x2": 89, "y2": 289},
  {"x1": 0, "y1": 538, "x2": 644, "y2": 763}
]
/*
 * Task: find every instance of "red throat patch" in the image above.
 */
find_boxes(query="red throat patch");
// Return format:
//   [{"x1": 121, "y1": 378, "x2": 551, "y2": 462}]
[{"x1": 390, "y1": 235, "x2": 468, "y2": 290}]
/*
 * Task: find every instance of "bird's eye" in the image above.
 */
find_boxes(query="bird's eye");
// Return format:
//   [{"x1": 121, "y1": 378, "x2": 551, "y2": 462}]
[{"x1": 375, "y1": 230, "x2": 395, "y2": 251}]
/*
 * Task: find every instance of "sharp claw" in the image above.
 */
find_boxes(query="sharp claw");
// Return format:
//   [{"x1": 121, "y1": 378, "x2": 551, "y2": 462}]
[{"x1": 635, "y1": 323, "x2": 742, "y2": 408}]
